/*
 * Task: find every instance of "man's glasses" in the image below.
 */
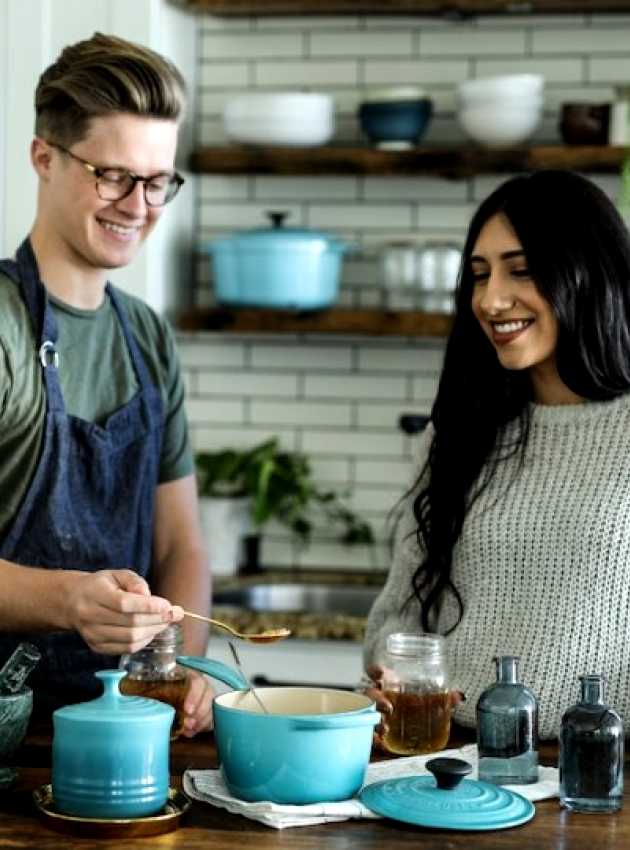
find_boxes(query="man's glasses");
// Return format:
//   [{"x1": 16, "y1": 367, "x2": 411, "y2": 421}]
[{"x1": 48, "y1": 142, "x2": 184, "y2": 207}]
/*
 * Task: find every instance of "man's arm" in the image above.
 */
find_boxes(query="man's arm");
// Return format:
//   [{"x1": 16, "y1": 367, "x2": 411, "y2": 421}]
[
  {"x1": 0, "y1": 560, "x2": 176, "y2": 651},
  {"x1": 151, "y1": 474, "x2": 213, "y2": 736}
]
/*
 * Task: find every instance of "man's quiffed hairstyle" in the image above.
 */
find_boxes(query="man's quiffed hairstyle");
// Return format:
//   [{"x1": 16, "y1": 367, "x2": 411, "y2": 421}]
[{"x1": 35, "y1": 32, "x2": 186, "y2": 146}]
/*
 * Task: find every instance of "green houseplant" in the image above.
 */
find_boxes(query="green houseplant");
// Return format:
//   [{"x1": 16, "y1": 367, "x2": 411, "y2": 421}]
[{"x1": 195, "y1": 438, "x2": 374, "y2": 553}]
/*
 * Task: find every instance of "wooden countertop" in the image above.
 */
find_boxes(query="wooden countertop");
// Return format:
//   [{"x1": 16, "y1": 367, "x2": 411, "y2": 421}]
[{"x1": 2, "y1": 726, "x2": 629, "y2": 849}]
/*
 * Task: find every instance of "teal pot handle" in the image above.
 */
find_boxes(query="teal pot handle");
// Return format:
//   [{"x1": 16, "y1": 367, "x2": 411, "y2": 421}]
[
  {"x1": 291, "y1": 711, "x2": 379, "y2": 731},
  {"x1": 176, "y1": 656, "x2": 248, "y2": 691}
]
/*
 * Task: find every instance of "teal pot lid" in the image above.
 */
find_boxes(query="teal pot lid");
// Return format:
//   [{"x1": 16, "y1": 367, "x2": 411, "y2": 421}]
[
  {"x1": 53, "y1": 670, "x2": 174, "y2": 724},
  {"x1": 359, "y1": 758, "x2": 535, "y2": 831},
  {"x1": 210, "y1": 210, "x2": 348, "y2": 254}
]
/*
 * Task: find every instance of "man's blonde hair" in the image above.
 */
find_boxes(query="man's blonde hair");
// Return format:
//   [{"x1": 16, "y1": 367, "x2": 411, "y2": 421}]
[{"x1": 35, "y1": 32, "x2": 186, "y2": 146}]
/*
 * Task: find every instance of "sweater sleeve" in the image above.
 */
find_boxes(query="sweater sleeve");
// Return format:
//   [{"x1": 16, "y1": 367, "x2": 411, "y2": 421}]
[{"x1": 363, "y1": 423, "x2": 434, "y2": 671}]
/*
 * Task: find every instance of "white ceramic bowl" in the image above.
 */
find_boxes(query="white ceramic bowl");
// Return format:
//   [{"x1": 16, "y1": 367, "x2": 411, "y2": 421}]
[
  {"x1": 224, "y1": 92, "x2": 334, "y2": 146},
  {"x1": 458, "y1": 74, "x2": 544, "y2": 104},
  {"x1": 458, "y1": 102, "x2": 543, "y2": 147},
  {"x1": 459, "y1": 92, "x2": 544, "y2": 113}
]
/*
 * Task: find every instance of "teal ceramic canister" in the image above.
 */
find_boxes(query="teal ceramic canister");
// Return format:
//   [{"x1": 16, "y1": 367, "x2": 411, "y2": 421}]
[
  {"x1": 177, "y1": 656, "x2": 379, "y2": 804},
  {"x1": 52, "y1": 670, "x2": 174, "y2": 819}
]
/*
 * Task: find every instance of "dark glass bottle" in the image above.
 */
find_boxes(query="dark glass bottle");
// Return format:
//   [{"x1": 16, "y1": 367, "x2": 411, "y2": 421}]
[
  {"x1": 559, "y1": 674, "x2": 624, "y2": 813},
  {"x1": 476, "y1": 656, "x2": 539, "y2": 785}
]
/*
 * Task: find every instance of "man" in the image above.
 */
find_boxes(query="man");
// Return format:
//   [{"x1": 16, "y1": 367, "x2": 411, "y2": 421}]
[{"x1": 0, "y1": 33, "x2": 212, "y2": 735}]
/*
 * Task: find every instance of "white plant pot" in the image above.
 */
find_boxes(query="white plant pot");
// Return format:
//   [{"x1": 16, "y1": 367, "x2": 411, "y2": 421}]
[{"x1": 199, "y1": 497, "x2": 253, "y2": 577}]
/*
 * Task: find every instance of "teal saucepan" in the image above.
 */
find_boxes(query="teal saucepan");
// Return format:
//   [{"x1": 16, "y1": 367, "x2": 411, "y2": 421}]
[{"x1": 177, "y1": 656, "x2": 379, "y2": 804}]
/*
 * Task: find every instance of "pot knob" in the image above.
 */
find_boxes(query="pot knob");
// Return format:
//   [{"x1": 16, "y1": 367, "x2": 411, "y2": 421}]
[
  {"x1": 426, "y1": 757, "x2": 472, "y2": 790},
  {"x1": 267, "y1": 210, "x2": 290, "y2": 229}
]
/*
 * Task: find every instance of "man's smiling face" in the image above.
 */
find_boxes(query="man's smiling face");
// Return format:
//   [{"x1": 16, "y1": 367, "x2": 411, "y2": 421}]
[{"x1": 38, "y1": 112, "x2": 178, "y2": 274}]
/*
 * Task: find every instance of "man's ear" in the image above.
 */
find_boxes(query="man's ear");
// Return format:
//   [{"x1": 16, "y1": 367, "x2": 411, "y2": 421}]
[{"x1": 31, "y1": 137, "x2": 54, "y2": 179}]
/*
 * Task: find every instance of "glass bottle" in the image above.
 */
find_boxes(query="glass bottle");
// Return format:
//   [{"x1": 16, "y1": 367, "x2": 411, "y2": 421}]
[
  {"x1": 119, "y1": 624, "x2": 189, "y2": 740},
  {"x1": 477, "y1": 656, "x2": 539, "y2": 785},
  {"x1": 381, "y1": 632, "x2": 451, "y2": 756},
  {"x1": 559, "y1": 674, "x2": 624, "y2": 813}
]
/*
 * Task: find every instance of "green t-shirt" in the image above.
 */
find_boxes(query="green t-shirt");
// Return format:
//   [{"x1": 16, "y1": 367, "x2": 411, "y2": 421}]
[{"x1": 0, "y1": 272, "x2": 193, "y2": 538}]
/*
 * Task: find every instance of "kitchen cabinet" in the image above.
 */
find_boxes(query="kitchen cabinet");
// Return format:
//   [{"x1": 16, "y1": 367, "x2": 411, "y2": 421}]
[{"x1": 171, "y1": 0, "x2": 630, "y2": 17}]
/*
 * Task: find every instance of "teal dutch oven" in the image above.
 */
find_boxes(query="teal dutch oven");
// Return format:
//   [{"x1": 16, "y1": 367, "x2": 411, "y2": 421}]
[
  {"x1": 208, "y1": 211, "x2": 351, "y2": 310},
  {"x1": 178, "y1": 656, "x2": 379, "y2": 804},
  {"x1": 52, "y1": 670, "x2": 173, "y2": 819}
]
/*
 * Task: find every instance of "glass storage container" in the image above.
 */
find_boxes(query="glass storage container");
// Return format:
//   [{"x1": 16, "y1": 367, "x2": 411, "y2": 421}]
[
  {"x1": 381, "y1": 632, "x2": 451, "y2": 756},
  {"x1": 119, "y1": 624, "x2": 189, "y2": 739}
]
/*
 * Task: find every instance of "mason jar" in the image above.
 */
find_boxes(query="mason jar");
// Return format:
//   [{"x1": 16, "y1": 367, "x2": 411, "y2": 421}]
[
  {"x1": 381, "y1": 632, "x2": 451, "y2": 755},
  {"x1": 119, "y1": 624, "x2": 189, "y2": 740}
]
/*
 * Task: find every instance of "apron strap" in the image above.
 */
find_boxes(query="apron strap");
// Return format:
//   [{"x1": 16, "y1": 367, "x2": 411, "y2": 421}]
[
  {"x1": 106, "y1": 284, "x2": 154, "y2": 393},
  {"x1": 14, "y1": 239, "x2": 65, "y2": 413}
]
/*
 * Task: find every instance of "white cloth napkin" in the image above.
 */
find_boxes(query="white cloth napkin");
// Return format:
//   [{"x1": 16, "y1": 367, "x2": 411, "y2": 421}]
[{"x1": 183, "y1": 743, "x2": 559, "y2": 829}]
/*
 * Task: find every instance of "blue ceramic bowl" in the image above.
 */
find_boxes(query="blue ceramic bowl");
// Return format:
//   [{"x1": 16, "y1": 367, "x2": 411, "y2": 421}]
[
  {"x1": 359, "y1": 98, "x2": 433, "y2": 148},
  {"x1": 0, "y1": 688, "x2": 32, "y2": 789},
  {"x1": 52, "y1": 671, "x2": 174, "y2": 819}
]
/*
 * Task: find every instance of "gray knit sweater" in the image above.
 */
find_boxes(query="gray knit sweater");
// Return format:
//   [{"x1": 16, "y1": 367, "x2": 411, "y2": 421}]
[{"x1": 364, "y1": 393, "x2": 630, "y2": 739}]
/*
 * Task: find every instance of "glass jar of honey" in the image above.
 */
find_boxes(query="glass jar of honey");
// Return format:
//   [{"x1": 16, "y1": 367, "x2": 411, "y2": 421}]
[
  {"x1": 119, "y1": 624, "x2": 189, "y2": 740},
  {"x1": 381, "y1": 632, "x2": 451, "y2": 756}
]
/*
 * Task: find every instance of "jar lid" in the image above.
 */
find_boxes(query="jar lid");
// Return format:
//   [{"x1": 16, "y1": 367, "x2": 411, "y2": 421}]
[
  {"x1": 53, "y1": 670, "x2": 174, "y2": 724},
  {"x1": 360, "y1": 759, "x2": 535, "y2": 831},
  {"x1": 386, "y1": 632, "x2": 445, "y2": 658}
]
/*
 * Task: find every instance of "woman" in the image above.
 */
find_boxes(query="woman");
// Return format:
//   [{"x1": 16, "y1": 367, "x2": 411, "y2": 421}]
[{"x1": 364, "y1": 170, "x2": 630, "y2": 739}]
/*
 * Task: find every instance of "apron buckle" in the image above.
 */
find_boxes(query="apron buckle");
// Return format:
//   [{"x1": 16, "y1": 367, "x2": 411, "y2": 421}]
[{"x1": 39, "y1": 340, "x2": 59, "y2": 369}]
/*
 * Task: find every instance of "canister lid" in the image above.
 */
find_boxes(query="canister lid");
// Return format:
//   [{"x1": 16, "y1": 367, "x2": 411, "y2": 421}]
[
  {"x1": 53, "y1": 670, "x2": 174, "y2": 724},
  {"x1": 360, "y1": 758, "x2": 535, "y2": 831}
]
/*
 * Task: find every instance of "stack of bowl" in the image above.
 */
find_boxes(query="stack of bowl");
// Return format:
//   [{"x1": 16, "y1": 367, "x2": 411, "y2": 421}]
[
  {"x1": 358, "y1": 87, "x2": 433, "y2": 149},
  {"x1": 456, "y1": 74, "x2": 545, "y2": 148}
]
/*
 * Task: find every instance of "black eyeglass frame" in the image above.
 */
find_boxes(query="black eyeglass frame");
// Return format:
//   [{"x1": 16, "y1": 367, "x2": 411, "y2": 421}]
[{"x1": 47, "y1": 141, "x2": 185, "y2": 207}]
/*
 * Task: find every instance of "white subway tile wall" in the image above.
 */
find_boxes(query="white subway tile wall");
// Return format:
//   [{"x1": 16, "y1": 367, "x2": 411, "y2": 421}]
[{"x1": 181, "y1": 12, "x2": 625, "y2": 571}]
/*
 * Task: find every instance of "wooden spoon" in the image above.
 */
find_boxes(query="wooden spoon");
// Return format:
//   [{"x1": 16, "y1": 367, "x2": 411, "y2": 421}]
[{"x1": 182, "y1": 610, "x2": 291, "y2": 644}]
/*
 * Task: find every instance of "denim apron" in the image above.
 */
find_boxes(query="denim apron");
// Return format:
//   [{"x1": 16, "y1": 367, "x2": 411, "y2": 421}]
[{"x1": 0, "y1": 238, "x2": 164, "y2": 715}]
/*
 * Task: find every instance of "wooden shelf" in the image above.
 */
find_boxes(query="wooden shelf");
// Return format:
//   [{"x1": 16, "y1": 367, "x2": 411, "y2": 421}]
[
  {"x1": 177, "y1": 306, "x2": 454, "y2": 336},
  {"x1": 171, "y1": 0, "x2": 630, "y2": 16},
  {"x1": 190, "y1": 145, "x2": 628, "y2": 179}
]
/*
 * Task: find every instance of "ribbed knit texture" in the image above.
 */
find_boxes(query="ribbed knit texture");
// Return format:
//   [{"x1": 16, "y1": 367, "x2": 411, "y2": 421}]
[{"x1": 364, "y1": 393, "x2": 630, "y2": 739}]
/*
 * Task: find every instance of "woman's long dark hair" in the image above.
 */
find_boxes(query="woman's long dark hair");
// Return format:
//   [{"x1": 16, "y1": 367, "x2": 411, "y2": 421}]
[{"x1": 411, "y1": 170, "x2": 630, "y2": 634}]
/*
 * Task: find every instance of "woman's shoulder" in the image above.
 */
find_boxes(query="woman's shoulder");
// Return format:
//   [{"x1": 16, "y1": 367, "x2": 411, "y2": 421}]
[{"x1": 528, "y1": 393, "x2": 630, "y2": 431}]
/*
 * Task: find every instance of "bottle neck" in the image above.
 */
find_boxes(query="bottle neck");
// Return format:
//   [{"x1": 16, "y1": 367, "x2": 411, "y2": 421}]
[
  {"x1": 580, "y1": 674, "x2": 605, "y2": 705},
  {"x1": 495, "y1": 656, "x2": 519, "y2": 684}
]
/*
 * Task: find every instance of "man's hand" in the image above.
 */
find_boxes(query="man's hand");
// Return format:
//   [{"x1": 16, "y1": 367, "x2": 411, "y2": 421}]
[
  {"x1": 63, "y1": 569, "x2": 184, "y2": 655},
  {"x1": 181, "y1": 670, "x2": 215, "y2": 737}
]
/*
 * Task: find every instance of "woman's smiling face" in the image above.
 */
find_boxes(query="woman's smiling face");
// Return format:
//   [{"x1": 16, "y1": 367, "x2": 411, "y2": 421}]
[{"x1": 470, "y1": 212, "x2": 561, "y2": 390}]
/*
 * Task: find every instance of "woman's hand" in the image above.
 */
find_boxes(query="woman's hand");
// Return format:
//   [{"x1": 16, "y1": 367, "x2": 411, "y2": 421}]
[
  {"x1": 363, "y1": 664, "x2": 394, "y2": 752},
  {"x1": 362, "y1": 664, "x2": 466, "y2": 753}
]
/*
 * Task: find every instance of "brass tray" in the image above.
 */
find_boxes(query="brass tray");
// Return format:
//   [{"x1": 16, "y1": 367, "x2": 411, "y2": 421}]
[{"x1": 33, "y1": 785, "x2": 191, "y2": 837}]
